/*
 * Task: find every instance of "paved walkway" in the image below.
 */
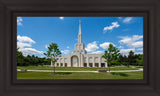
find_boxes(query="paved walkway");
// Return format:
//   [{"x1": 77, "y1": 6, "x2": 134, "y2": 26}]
[{"x1": 17, "y1": 69, "x2": 143, "y2": 73}]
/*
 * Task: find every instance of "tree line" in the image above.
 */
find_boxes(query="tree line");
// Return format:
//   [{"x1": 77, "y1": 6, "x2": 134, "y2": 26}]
[
  {"x1": 102, "y1": 43, "x2": 143, "y2": 72},
  {"x1": 110, "y1": 51, "x2": 143, "y2": 67},
  {"x1": 102, "y1": 44, "x2": 143, "y2": 72},
  {"x1": 17, "y1": 48, "x2": 51, "y2": 66}
]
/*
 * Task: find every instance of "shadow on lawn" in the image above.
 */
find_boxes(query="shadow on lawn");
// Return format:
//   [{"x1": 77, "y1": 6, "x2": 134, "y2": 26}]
[{"x1": 111, "y1": 72, "x2": 129, "y2": 77}]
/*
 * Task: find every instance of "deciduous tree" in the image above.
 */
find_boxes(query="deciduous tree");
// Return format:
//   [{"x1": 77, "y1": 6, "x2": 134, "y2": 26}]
[
  {"x1": 44, "y1": 43, "x2": 61, "y2": 74},
  {"x1": 102, "y1": 44, "x2": 120, "y2": 72}
]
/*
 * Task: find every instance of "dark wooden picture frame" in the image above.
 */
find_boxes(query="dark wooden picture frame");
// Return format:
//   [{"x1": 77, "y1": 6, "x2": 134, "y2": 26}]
[{"x1": 0, "y1": 0, "x2": 160, "y2": 96}]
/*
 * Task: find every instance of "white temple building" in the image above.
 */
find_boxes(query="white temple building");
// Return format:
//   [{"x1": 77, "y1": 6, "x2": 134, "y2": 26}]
[{"x1": 51, "y1": 20, "x2": 107, "y2": 67}]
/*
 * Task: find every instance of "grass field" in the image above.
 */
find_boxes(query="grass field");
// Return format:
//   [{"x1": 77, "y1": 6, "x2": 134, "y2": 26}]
[
  {"x1": 17, "y1": 71, "x2": 143, "y2": 79},
  {"x1": 17, "y1": 65, "x2": 143, "y2": 79},
  {"x1": 17, "y1": 65, "x2": 142, "y2": 71}
]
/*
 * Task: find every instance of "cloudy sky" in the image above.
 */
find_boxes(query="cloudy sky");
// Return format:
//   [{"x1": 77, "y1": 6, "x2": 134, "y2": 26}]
[{"x1": 17, "y1": 17, "x2": 143, "y2": 57}]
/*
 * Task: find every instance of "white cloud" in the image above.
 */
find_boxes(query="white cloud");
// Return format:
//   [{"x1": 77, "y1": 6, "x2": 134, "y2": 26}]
[
  {"x1": 119, "y1": 35, "x2": 143, "y2": 48},
  {"x1": 103, "y1": 22, "x2": 120, "y2": 33},
  {"x1": 17, "y1": 17, "x2": 23, "y2": 26},
  {"x1": 61, "y1": 50, "x2": 70, "y2": 55},
  {"x1": 67, "y1": 46, "x2": 70, "y2": 49},
  {"x1": 132, "y1": 35, "x2": 143, "y2": 41},
  {"x1": 137, "y1": 48, "x2": 143, "y2": 51},
  {"x1": 45, "y1": 45, "x2": 48, "y2": 49},
  {"x1": 118, "y1": 17, "x2": 122, "y2": 20},
  {"x1": 119, "y1": 37, "x2": 132, "y2": 44},
  {"x1": 135, "y1": 52, "x2": 143, "y2": 54},
  {"x1": 118, "y1": 46, "x2": 124, "y2": 49},
  {"x1": 100, "y1": 42, "x2": 115, "y2": 49},
  {"x1": 17, "y1": 35, "x2": 43, "y2": 56},
  {"x1": 17, "y1": 42, "x2": 31, "y2": 48},
  {"x1": 91, "y1": 51, "x2": 103, "y2": 54},
  {"x1": 85, "y1": 41, "x2": 99, "y2": 52},
  {"x1": 131, "y1": 41, "x2": 143, "y2": 48},
  {"x1": 120, "y1": 49, "x2": 135, "y2": 56},
  {"x1": 17, "y1": 35, "x2": 35, "y2": 44},
  {"x1": 59, "y1": 17, "x2": 64, "y2": 20},
  {"x1": 119, "y1": 35, "x2": 143, "y2": 55},
  {"x1": 123, "y1": 17, "x2": 133, "y2": 23},
  {"x1": 19, "y1": 48, "x2": 43, "y2": 56}
]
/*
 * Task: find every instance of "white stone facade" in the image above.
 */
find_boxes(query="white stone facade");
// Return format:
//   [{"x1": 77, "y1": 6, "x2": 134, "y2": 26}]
[{"x1": 51, "y1": 20, "x2": 107, "y2": 67}]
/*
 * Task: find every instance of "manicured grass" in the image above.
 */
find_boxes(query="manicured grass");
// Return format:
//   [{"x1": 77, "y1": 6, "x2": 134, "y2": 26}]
[
  {"x1": 17, "y1": 71, "x2": 143, "y2": 79},
  {"x1": 17, "y1": 65, "x2": 141, "y2": 71}
]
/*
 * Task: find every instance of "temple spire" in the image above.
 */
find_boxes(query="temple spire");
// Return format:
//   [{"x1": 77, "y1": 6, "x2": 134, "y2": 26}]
[
  {"x1": 79, "y1": 20, "x2": 81, "y2": 34},
  {"x1": 78, "y1": 20, "x2": 82, "y2": 43}
]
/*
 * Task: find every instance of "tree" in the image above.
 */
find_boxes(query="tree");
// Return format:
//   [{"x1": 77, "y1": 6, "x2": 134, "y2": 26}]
[
  {"x1": 44, "y1": 43, "x2": 61, "y2": 74},
  {"x1": 102, "y1": 44, "x2": 120, "y2": 72},
  {"x1": 128, "y1": 51, "x2": 136, "y2": 67},
  {"x1": 117, "y1": 54, "x2": 123, "y2": 66},
  {"x1": 136, "y1": 54, "x2": 143, "y2": 67},
  {"x1": 17, "y1": 48, "x2": 24, "y2": 66},
  {"x1": 17, "y1": 48, "x2": 22, "y2": 57},
  {"x1": 123, "y1": 55, "x2": 129, "y2": 67}
]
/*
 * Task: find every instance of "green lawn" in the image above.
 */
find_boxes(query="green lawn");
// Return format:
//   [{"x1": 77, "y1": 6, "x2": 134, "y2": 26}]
[
  {"x1": 17, "y1": 65, "x2": 142, "y2": 71},
  {"x1": 17, "y1": 66, "x2": 143, "y2": 79},
  {"x1": 17, "y1": 71, "x2": 143, "y2": 79}
]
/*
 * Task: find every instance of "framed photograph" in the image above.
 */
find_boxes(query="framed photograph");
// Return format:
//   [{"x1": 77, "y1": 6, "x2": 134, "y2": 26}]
[
  {"x1": 0, "y1": 0, "x2": 160, "y2": 96},
  {"x1": 16, "y1": 16, "x2": 144, "y2": 80}
]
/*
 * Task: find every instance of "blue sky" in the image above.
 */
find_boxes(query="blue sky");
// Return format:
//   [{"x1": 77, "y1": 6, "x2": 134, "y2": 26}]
[{"x1": 17, "y1": 17, "x2": 143, "y2": 57}]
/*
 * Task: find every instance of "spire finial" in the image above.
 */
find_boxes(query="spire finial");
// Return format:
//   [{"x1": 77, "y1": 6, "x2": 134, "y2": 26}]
[
  {"x1": 79, "y1": 20, "x2": 81, "y2": 24},
  {"x1": 79, "y1": 20, "x2": 81, "y2": 34},
  {"x1": 78, "y1": 20, "x2": 82, "y2": 43}
]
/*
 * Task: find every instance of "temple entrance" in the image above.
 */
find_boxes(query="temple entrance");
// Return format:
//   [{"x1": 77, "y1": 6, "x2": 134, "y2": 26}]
[
  {"x1": 89, "y1": 63, "x2": 93, "y2": 67},
  {"x1": 65, "y1": 63, "x2": 67, "y2": 67},
  {"x1": 60, "y1": 63, "x2": 63, "y2": 67},
  {"x1": 101, "y1": 63, "x2": 105, "y2": 67},
  {"x1": 71, "y1": 55, "x2": 79, "y2": 67},
  {"x1": 83, "y1": 63, "x2": 87, "y2": 67},
  {"x1": 95, "y1": 63, "x2": 99, "y2": 67}
]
